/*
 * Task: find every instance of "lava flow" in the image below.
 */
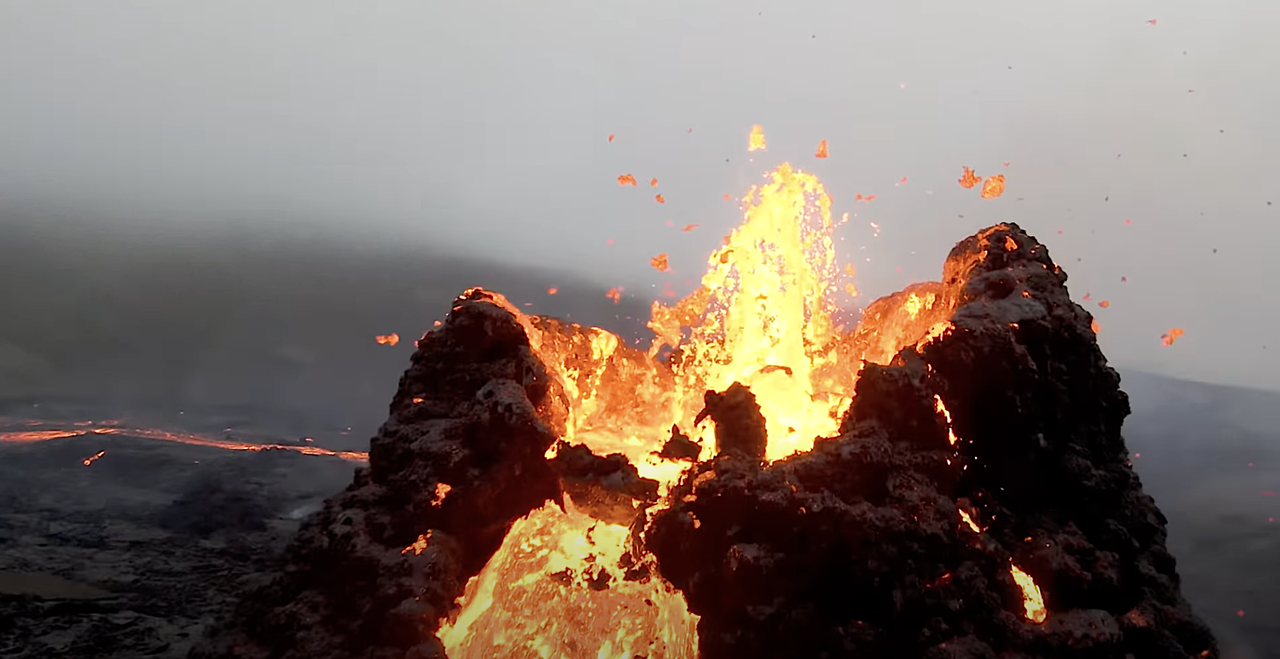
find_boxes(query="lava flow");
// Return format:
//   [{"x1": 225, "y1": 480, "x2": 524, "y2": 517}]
[{"x1": 0, "y1": 417, "x2": 367, "y2": 463}]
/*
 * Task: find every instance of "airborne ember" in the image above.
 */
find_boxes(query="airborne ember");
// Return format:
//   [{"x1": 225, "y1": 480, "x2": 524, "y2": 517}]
[{"x1": 194, "y1": 165, "x2": 1217, "y2": 659}]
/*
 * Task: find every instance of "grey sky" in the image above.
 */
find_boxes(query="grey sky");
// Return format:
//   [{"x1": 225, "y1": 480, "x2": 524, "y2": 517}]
[{"x1": 2, "y1": 0, "x2": 1279, "y2": 391}]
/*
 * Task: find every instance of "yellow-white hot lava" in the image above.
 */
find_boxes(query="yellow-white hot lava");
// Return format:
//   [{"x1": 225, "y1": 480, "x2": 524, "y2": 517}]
[{"x1": 439, "y1": 162, "x2": 1047, "y2": 658}]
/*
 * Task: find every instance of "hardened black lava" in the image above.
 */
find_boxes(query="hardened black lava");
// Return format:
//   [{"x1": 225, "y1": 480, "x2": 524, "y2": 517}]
[{"x1": 192, "y1": 225, "x2": 1216, "y2": 659}]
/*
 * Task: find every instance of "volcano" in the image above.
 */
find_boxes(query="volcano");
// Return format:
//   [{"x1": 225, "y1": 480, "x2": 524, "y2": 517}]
[{"x1": 192, "y1": 166, "x2": 1216, "y2": 659}]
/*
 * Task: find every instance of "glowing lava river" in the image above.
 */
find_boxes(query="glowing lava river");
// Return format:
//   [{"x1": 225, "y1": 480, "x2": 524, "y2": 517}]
[{"x1": 0, "y1": 416, "x2": 368, "y2": 463}]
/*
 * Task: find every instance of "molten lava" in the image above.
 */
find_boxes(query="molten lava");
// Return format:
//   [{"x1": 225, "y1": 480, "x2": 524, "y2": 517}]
[
  {"x1": 1010, "y1": 563, "x2": 1049, "y2": 624},
  {"x1": 747, "y1": 125, "x2": 766, "y2": 151},
  {"x1": 0, "y1": 417, "x2": 367, "y2": 462},
  {"x1": 649, "y1": 163, "x2": 849, "y2": 462},
  {"x1": 190, "y1": 194, "x2": 1220, "y2": 659},
  {"x1": 437, "y1": 163, "x2": 1047, "y2": 658}
]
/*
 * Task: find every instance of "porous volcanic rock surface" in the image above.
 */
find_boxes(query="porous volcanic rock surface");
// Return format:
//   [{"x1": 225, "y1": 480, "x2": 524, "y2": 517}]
[
  {"x1": 647, "y1": 224, "x2": 1218, "y2": 658},
  {"x1": 191, "y1": 289, "x2": 572, "y2": 659},
  {"x1": 194, "y1": 224, "x2": 1217, "y2": 659}
]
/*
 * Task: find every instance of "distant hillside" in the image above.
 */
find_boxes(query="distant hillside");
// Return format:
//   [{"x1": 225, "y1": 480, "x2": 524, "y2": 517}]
[
  {"x1": 1120, "y1": 369, "x2": 1280, "y2": 656},
  {"x1": 0, "y1": 219, "x2": 653, "y2": 438}
]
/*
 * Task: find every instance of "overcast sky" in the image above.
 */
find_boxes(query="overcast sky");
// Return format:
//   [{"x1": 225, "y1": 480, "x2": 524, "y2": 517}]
[{"x1": 2, "y1": 0, "x2": 1279, "y2": 391}]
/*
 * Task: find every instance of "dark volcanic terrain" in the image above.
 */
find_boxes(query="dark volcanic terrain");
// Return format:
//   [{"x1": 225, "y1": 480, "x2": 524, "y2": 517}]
[
  {"x1": 0, "y1": 222, "x2": 1275, "y2": 658},
  {"x1": 0, "y1": 426, "x2": 356, "y2": 658}
]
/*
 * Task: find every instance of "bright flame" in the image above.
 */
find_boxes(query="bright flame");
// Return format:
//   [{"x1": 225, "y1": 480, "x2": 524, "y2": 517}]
[
  {"x1": 443, "y1": 169, "x2": 1042, "y2": 656},
  {"x1": 1009, "y1": 562, "x2": 1048, "y2": 624},
  {"x1": 904, "y1": 293, "x2": 925, "y2": 318},
  {"x1": 747, "y1": 125, "x2": 767, "y2": 151},
  {"x1": 959, "y1": 508, "x2": 1048, "y2": 624},
  {"x1": 444, "y1": 163, "x2": 857, "y2": 658},
  {"x1": 439, "y1": 499, "x2": 697, "y2": 658},
  {"x1": 934, "y1": 395, "x2": 958, "y2": 445},
  {"x1": 648, "y1": 163, "x2": 848, "y2": 461}
]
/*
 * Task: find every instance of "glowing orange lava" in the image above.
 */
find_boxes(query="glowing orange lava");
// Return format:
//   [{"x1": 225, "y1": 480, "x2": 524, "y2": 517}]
[
  {"x1": 981, "y1": 174, "x2": 1006, "y2": 199},
  {"x1": 0, "y1": 418, "x2": 367, "y2": 462},
  {"x1": 1009, "y1": 563, "x2": 1048, "y2": 624},
  {"x1": 934, "y1": 395, "x2": 958, "y2": 445},
  {"x1": 748, "y1": 125, "x2": 767, "y2": 151},
  {"x1": 441, "y1": 163, "x2": 856, "y2": 657},
  {"x1": 439, "y1": 161, "x2": 1050, "y2": 656},
  {"x1": 1161, "y1": 328, "x2": 1185, "y2": 346},
  {"x1": 959, "y1": 508, "x2": 1046, "y2": 624}
]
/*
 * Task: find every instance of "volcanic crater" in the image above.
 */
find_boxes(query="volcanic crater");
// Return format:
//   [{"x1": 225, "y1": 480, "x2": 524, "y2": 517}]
[{"x1": 193, "y1": 165, "x2": 1216, "y2": 659}]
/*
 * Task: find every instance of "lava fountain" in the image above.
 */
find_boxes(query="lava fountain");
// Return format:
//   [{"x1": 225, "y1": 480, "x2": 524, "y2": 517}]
[
  {"x1": 435, "y1": 163, "x2": 1001, "y2": 658},
  {"x1": 437, "y1": 163, "x2": 859, "y2": 658},
  {"x1": 194, "y1": 161, "x2": 1217, "y2": 659}
]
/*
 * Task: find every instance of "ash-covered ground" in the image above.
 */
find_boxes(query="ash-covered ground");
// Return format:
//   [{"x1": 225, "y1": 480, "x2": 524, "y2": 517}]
[{"x1": 0, "y1": 223, "x2": 1275, "y2": 658}]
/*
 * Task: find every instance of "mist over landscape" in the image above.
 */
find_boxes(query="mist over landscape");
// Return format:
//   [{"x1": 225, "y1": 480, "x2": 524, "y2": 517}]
[
  {"x1": 0, "y1": 217, "x2": 652, "y2": 445},
  {"x1": 1, "y1": 1, "x2": 1279, "y2": 658}
]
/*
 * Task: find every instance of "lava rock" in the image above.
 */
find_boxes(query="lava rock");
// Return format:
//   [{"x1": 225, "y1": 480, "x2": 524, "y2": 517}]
[
  {"x1": 550, "y1": 440, "x2": 660, "y2": 526},
  {"x1": 194, "y1": 225, "x2": 1218, "y2": 659},
  {"x1": 191, "y1": 289, "x2": 570, "y2": 659},
  {"x1": 694, "y1": 382, "x2": 767, "y2": 463},
  {"x1": 658, "y1": 425, "x2": 702, "y2": 462},
  {"x1": 647, "y1": 224, "x2": 1218, "y2": 659}
]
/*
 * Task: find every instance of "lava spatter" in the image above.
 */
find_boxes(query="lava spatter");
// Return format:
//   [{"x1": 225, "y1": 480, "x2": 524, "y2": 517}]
[{"x1": 194, "y1": 192, "x2": 1215, "y2": 659}]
